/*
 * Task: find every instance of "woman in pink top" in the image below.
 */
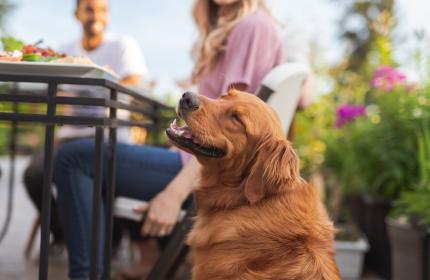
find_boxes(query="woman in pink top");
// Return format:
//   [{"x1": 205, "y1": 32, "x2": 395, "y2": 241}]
[
  {"x1": 54, "y1": 1, "x2": 284, "y2": 278},
  {"x1": 193, "y1": 0, "x2": 284, "y2": 98},
  {"x1": 142, "y1": 0, "x2": 284, "y2": 236},
  {"x1": 178, "y1": 0, "x2": 284, "y2": 163}
]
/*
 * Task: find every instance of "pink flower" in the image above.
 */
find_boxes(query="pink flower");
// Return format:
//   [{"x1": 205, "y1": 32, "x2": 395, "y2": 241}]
[
  {"x1": 371, "y1": 65, "x2": 407, "y2": 92},
  {"x1": 335, "y1": 104, "x2": 366, "y2": 128}
]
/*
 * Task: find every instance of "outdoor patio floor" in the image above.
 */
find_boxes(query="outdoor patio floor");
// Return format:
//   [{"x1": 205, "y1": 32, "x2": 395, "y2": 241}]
[
  {"x1": 0, "y1": 156, "x2": 162, "y2": 280},
  {"x1": 0, "y1": 156, "x2": 69, "y2": 280}
]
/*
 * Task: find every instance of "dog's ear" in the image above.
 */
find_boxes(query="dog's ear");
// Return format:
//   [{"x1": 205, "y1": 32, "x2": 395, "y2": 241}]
[{"x1": 243, "y1": 138, "x2": 300, "y2": 204}]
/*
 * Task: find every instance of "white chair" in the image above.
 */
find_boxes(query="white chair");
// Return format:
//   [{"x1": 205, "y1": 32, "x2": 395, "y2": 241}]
[{"x1": 257, "y1": 62, "x2": 311, "y2": 135}]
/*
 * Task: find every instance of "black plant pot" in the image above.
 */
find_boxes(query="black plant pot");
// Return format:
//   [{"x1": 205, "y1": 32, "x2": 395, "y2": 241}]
[
  {"x1": 387, "y1": 219, "x2": 430, "y2": 280},
  {"x1": 344, "y1": 194, "x2": 365, "y2": 230},
  {"x1": 361, "y1": 195, "x2": 392, "y2": 279}
]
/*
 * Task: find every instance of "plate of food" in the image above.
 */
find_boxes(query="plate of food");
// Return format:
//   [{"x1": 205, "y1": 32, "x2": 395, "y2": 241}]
[{"x1": 0, "y1": 37, "x2": 119, "y2": 81}]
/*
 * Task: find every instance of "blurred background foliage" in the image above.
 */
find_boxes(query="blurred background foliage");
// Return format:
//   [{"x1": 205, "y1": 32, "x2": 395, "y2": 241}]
[
  {"x1": 0, "y1": 0, "x2": 13, "y2": 33},
  {"x1": 296, "y1": 0, "x2": 399, "y2": 177},
  {"x1": 294, "y1": 0, "x2": 430, "y2": 222}
]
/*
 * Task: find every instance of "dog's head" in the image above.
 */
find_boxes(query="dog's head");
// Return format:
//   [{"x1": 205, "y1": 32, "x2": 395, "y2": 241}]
[{"x1": 166, "y1": 89, "x2": 300, "y2": 204}]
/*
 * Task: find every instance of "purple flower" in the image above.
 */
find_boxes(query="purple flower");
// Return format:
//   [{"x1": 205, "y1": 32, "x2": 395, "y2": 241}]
[
  {"x1": 335, "y1": 104, "x2": 366, "y2": 128},
  {"x1": 371, "y1": 65, "x2": 407, "y2": 92}
]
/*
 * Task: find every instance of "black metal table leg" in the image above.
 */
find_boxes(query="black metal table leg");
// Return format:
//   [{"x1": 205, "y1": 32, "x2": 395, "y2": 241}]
[
  {"x1": 39, "y1": 83, "x2": 57, "y2": 280},
  {"x1": 152, "y1": 104, "x2": 161, "y2": 144},
  {"x1": 90, "y1": 126, "x2": 104, "y2": 280},
  {"x1": 0, "y1": 83, "x2": 18, "y2": 245},
  {"x1": 102, "y1": 89, "x2": 117, "y2": 280}
]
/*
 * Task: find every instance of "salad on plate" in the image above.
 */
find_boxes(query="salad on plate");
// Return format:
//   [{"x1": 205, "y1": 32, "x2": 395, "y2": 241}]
[
  {"x1": 0, "y1": 37, "x2": 117, "y2": 76},
  {"x1": 0, "y1": 37, "x2": 66, "y2": 62}
]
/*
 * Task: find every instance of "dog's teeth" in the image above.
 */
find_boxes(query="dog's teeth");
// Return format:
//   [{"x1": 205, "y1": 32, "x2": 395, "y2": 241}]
[
  {"x1": 182, "y1": 130, "x2": 193, "y2": 139},
  {"x1": 171, "y1": 119, "x2": 179, "y2": 130}
]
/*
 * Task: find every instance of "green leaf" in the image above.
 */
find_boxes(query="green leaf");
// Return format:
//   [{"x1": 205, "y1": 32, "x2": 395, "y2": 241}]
[
  {"x1": 1, "y1": 36, "x2": 24, "y2": 51},
  {"x1": 22, "y1": 53, "x2": 43, "y2": 62}
]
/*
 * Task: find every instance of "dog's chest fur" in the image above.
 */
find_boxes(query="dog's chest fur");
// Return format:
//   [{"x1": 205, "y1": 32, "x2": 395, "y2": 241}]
[{"x1": 187, "y1": 189, "x2": 339, "y2": 280}]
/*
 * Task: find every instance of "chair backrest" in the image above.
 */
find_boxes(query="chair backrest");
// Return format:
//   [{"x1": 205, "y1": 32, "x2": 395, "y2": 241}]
[{"x1": 257, "y1": 62, "x2": 311, "y2": 134}]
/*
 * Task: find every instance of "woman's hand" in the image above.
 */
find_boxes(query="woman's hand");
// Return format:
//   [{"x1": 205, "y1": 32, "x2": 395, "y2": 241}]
[
  {"x1": 133, "y1": 157, "x2": 200, "y2": 237},
  {"x1": 134, "y1": 190, "x2": 182, "y2": 237}
]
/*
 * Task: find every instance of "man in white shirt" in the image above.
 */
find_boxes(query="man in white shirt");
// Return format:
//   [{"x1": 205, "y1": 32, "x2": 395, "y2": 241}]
[{"x1": 24, "y1": 0, "x2": 147, "y2": 254}]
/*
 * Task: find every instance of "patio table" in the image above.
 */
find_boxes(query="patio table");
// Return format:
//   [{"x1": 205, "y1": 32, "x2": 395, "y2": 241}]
[{"x1": 0, "y1": 61, "x2": 171, "y2": 280}]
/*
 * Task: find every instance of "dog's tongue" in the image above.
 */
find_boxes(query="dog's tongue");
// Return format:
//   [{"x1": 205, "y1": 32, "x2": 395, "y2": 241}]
[
  {"x1": 181, "y1": 129, "x2": 193, "y2": 139},
  {"x1": 170, "y1": 119, "x2": 193, "y2": 139}
]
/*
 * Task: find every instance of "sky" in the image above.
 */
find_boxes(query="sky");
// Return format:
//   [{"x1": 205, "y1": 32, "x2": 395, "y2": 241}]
[{"x1": 6, "y1": 0, "x2": 430, "y2": 97}]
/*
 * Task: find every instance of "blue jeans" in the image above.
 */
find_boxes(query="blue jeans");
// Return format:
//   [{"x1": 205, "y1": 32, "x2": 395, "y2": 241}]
[{"x1": 53, "y1": 139, "x2": 183, "y2": 278}]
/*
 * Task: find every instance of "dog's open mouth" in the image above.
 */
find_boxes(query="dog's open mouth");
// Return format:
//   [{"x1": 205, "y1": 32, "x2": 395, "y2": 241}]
[{"x1": 166, "y1": 119, "x2": 226, "y2": 158}]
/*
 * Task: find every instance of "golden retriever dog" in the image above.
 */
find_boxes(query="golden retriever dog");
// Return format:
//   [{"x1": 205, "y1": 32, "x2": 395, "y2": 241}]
[{"x1": 166, "y1": 89, "x2": 340, "y2": 280}]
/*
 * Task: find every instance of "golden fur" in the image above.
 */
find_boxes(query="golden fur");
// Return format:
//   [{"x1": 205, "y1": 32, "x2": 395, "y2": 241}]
[{"x1": 174, "y1": 89, "x2": 340, "y2": 280}]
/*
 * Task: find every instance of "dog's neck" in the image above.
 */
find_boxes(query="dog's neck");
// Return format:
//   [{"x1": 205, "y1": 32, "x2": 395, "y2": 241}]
[{"x1": 195, "y1": 163, "x2": 249, "y2": 213}]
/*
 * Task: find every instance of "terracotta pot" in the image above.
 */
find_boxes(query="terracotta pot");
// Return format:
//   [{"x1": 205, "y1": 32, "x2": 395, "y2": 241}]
[{"x1": 387, "y1": 219, "x2": 430, "y2": 280}]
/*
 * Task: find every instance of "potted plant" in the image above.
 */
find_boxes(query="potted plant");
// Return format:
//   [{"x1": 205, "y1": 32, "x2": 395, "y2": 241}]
[
  {"x1": 387, "y1": 188, "x2": 430, "y2": 280},
  {"x1": 295, "y1": 63, "x2": 429, "y2": 278},
  {"x1": 387, "y1": 120, "x2": 430, "y2": 280},
  {"x1": 321, "y1": 65, "x2": 427, "y2": 278},
  {"x1": 335, "y1": 224, "x2": 369, "y2": 280}
]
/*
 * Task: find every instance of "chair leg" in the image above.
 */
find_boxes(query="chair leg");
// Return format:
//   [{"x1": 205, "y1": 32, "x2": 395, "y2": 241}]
[
  {"x1": 165, "y1": 246, "x2": 190, "y2": 279},
  {"x1": 24, "y1": 215, "x2": 41, "y2": 259},
  {"x1": 146, "y1": 201, "x2": 196, "y2": 280}
]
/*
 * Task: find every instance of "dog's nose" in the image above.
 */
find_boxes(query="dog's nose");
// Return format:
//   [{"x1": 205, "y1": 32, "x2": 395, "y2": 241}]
[{"x1": 179, "y1": 91, "x2": 200, "y2": 112}]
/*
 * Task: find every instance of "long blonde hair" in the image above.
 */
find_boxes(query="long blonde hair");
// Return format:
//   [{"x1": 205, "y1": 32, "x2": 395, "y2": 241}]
[{"x1": 191, "y1": 0, "x2": 270, "y2": 83}]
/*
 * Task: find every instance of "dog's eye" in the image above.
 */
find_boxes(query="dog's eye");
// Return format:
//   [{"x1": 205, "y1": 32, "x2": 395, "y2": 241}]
[{"x1": 231, "y1": 113, "x2": 242, "y2": 124}]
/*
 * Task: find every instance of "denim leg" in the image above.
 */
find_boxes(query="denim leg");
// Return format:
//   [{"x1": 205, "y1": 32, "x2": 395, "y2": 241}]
[{"x1": 53, "y1": 139, "x2": 182, "y2": 278}]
